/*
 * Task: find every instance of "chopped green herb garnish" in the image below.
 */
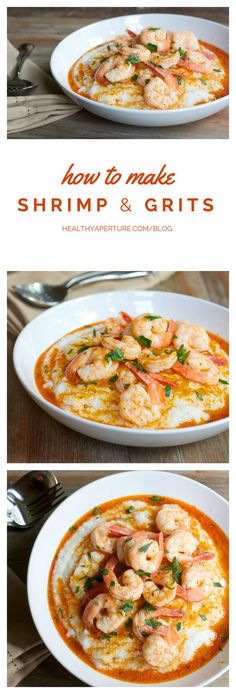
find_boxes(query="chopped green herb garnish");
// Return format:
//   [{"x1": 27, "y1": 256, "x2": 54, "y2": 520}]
[
  {"x1": 165, "y1": 385, "x2": 171, "y2": 397},
  {"x1": 144, "y1": 315, "x2": 161, "y2": 321},
  {"x1": 142, "y1": 602, "x2": 156, "y2": 612},
  {"x1": 105, "y1": 348, "x2": 124, "y2": 362},
  {"x1": 135, "y1": 335, "x2": 152, "y2": 348},
  {"x1": 87, "y1": 551, "x2": 91, "y2": 558},
  {"x1": 163, "y1": 565, "x2": 172, "y2": 572},
  {"x1": 196, "y1": 391, "x2": 203, "y2": 400},
  {"x1": 213, "y1": 581, "x2": 223, "y2": 588},
  {"x1": 93, "y1": 506, "x2": 100, "y2": 516},
  {"x1": 151, "y1": 495, "x2": 163, "y2": 502},
  {"x1": 93, "y1": 329, "x2": 97, "y2": 336},
  {"x1": 75, "y1": 586, "x2": 80, "y2": 594},
  {"x1": 119, "y1": 600, "x2": 134, "y2": 613},
  {"x1": 138, "y1": 541, "x2": 152, "y2": 553},
  {"x1": 135, "y1": 569, "x2": 151, "y2": 577},
  {"x1": 178, "y1": 47, "x2": 187, "y2": 59},
  {"x1": 125, "y1": 506, "x2": 135, "y2": 514},
  {"x1": 219, "y1": 378, "x2": 229, "y2": 385},
  {"x1": 176, "y1": 622, "x2": 182, "y2": 631},
  {"x1": 214, "y1": 68, "x2": 221, "y2": 72},
  {"x1": 177, "y1": 344, "x2": 190, "y2": 364},
  {"x1": 145, "y1": 43, "x2": 158, "y2": 52},
  {"x1": 126, "y1": 54, "x2": 140, "y2": 64},
  {"x1": 109, "y1": 373, "x2": 118, "y2": 383},
  {"x1": 201, "y1": 79, "x2": 207, "y2": 85},
  {"x1": 172, "y1": 557, "x2": 182, "y2": 584},
  {"x1": 58, "y1": 607, "x2": 64, "y2": 618},
  {"x1": 199, "y1": 614, "x2": 207, "y2": 621},
  {"x1": 125, "y1": 617, "x2": 133, "y2": 629},
  {"x1": 84, "y1": 577, "x2": 95, "y2": 590},
  {"x1": 130, "y1": 360, "x2": 144, "y2": 371},
  {"x1": 110, "y1": 580, "x2": 115, "y2": 587},
  {"x1": 131, "y1": 73, "x2": 138, "y2": 81},
  {"x1": 176, "y1": 76, "x2": 183, "y2": 85},
  {"x1": 69, "y1": 525, "x2": 77, "y2": 532},
  {"x1": 100, "y1": 568, "x2": 109, "y2": 575}
]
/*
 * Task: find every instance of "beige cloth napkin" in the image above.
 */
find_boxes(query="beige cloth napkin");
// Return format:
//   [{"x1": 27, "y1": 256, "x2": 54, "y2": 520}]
[
  {"x1": 7, "y1": 40, "x2": 81, "y2": 133},
  {"x1": 8, "y1": 271, "x2": 175, "y2": 336},
  {"x1": 7, "y1": 568, "x2": 49, "y2": 686}
]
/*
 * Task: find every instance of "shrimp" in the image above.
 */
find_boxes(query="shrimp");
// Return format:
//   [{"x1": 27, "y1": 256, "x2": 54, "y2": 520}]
[
  {"x1": 138, "y1": 348, "x2": 177, "y2": 374},
  {"x1": 102, "y1": 311, "x2": 131, "y2": 337},
  {"x1": 142, "y1": 627, "x2": 179, "y2": 669},
  {"x1": 172, "y1": 31, "x2": 200, "y2": 52},
  {"x1": 156, "y1": 50, "x2": 180, "y2": 69},
  {"x1": 156, "y1": 504, "x2": 190, "y2": 534},
  {"x1": 137, "y1": 69, "x2": 154, "y2": 86},
  {"x1": 90, "y1": 522, "x2": 133, "y2": 553},
  {"x1": 178, "y1": 51, "x2": 214, "y2": 73},
  {"x1": 164, "y1": 529, "x2": 199, "y2": 564},
  {"x1": 94, "y1": 55, "x2": 135, "y2": 84},
  {"x1": 101, "y1": 335, "x2": 141, "y2": 360},
  {"x1": 126, "y1": 361, "x2": 176, "y2": 388},
  {"x1": 177, "y1": 564, "x2": 213, "y2": 602},
  {"x1": 82, "y1": 593, "x2": 125, "y2": 634},
  {"x1": 140, "y1": 28, "x2": 172, "y2": 53},
  {"x1": 144, "y1": 76, "x2": 178, "y2": 109},
  {"x1": 122, "y1": 530, "x2": 164, "y2": 574},
  {"x1": 103, "y1": 556, "x2": 143, "y2": 601},
  {"x1": 115, "y1": 367, "x2": 137, "y2": 393},
  {"x1": 173, "y1": 320, "x2": 210, "y2": 352},
  {"x1": 131, "y1": 314, "x2": 175, "y2": 349},
  {"x1": 172, "y1": 349, "x2": 219, "y2": 385},
  {"x1": 143, "y1": 580, "x2": 177, "y2": 608},
  {"x1": 119, "y1": 43, "x2": 151, "y2": 62},
  {"x1": 119, "y1": 383, "x2": 162, "y2": 426},
  {"x1": 66, "y1": 346, "x2": 119, "y2": 382},
  {"x1": 133, "y1": 607, "x2": 185, "y2": 640}
]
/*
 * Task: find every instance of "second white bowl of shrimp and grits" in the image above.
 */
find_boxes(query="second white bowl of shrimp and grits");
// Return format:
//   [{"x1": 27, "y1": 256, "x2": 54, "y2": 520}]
[
  {"x1": 27, "y1": 470, "x2": 229, "y2": 686},
  {"x1": 50, "y1": 13, "x2": 229, "y2": 127},
  {"x1": 13, "y1": 290, "x2": 229, "y2": 447}
]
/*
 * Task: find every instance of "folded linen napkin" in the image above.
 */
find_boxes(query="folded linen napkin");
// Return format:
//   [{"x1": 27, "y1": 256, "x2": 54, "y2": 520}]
[
  {"x1": 7, "y1": 40, "x2": 80, "y2": 133},
  {"x1": 7, "y1": 271, "x2": 176, "y2": 336},
  {"x1": 7, "y1": 567, "x2": 49, "y2": 685}
]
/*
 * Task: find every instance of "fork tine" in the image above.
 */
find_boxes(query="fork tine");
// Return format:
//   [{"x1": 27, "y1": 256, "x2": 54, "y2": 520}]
[
  {"x1": 29, "y1": 489, "x2": 66, "y2": 518},
  {"x1": 27, "y1": 482, "x2": 60, "y2": 508},
  {"x1": 28, "y1": 493, "x2": 66, "y2": 523}
]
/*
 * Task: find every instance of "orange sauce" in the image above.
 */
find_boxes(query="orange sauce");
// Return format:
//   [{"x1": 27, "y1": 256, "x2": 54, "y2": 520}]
[
  {"x1": 48, "y1": 494, "x2": 229, "y2": 684},
  {"x1": 68, "y1": 40, "x2": 229, "y2": 103},
  {"x1": 34, "y1": 323, "x2": 229, "y2": 426}
]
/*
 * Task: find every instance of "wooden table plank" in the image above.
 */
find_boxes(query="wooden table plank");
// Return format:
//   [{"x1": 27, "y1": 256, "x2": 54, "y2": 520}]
[
  {"x1": 7, "y1": 271, "x2": 229, "y2": 465},
  {"x1": 7, "y1": 7, "x2": 229, "y2": 140},
  {"x1": 7, "y1": 470, "x2": 228, "y2": 687}
]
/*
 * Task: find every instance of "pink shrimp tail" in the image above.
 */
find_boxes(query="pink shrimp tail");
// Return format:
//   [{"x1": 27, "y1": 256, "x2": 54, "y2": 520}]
[
  {"x1": 171, "y1": 361, "x2": 206, "y2": 384},
  {"x1": 177, "y1": 59, "x2": 206, "y2": 73},
  {"x1": 176, "y1": 585, "x2": 205, "y2": 602},
  {"x1": 125, "y1": 363, "x2": 165, "y2": 403},
  {"x1": 189, "y1": 552, "x2": 215, "y2": 564},
  {"x1": 156, "y1": 607, "x2": 185, "y2": 618},
  {"x1": 119, "y1": 310, "x2": 133, "y2": 324},
  {"x1": 126, "y1": 29, "x2": 137, "y2": 38},
  {"x1": 208, "y1": 355, "x2": 226, "y2": 366},
  {"x1": 151, "y1": 374, "x2": 177, "y2": 387},
  {"x1": 109, "y1": 524, "x2": 133, "y2": 537}
]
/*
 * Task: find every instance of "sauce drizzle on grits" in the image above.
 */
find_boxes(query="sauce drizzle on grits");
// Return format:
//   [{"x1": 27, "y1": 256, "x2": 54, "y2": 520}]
[
  {"x1": 35, "y1": 311, "x2": 229, "y2": 430},
  {"x1": 48, "y1": 494, "x2": 229, "y2": 684},
  {"x1": 67, "y1": 25, "x2": 229, "y2": 111}
]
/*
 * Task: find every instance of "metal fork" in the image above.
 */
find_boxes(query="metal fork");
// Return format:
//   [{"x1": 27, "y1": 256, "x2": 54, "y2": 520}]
[{"x1": 7, "y1": 471, "x2": 66, "y2": 528}]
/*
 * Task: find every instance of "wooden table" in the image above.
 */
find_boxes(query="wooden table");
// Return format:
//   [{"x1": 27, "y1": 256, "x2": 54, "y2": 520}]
[
  {"x1": 7, "y1": 7, "x2": 229, "y2": 140},
  {"x1": 7, "y1": 271, "x2": 229, "y2": 465},
  {"x1": 7, "y1": 469, "x2": 228, "y2": 687}
]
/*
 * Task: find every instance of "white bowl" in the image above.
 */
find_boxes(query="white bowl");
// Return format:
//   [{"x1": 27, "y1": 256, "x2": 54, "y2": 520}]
[
  {"x1": 13, "y1": 290, "x2": 229, "y2": 448},
  {"x1": 27, "y1": 470, "x2": 229, "y2": 686},
  {"x1": 50, "y1": 13, "x2": 229, "y2": 127}
]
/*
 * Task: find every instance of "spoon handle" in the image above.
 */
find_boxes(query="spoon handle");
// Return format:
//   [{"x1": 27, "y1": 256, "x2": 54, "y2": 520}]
[
  {"x1": 64, "y1": 271, "x2": 151, "y2": 290},
  {"x1": 11, "y1": 43, "x2": 35, "y2": 80}
]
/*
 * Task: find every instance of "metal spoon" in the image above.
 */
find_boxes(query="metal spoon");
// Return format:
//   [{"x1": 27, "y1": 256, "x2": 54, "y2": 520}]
[
  {"x1": 7, "y1": 43, "x2": 37, "y2": 96},
  {"x1": 7, "y1": 471, "x2": 66, "y2": 528},
  {"x1": 12, "y1": 271, "x2": 152, "y2": 308}
]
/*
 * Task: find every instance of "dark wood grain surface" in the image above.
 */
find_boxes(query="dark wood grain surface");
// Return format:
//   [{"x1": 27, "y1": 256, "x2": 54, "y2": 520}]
[
  {"x1": 7, "y1": 271, "x2": 229, "y2": 465},
  {"x1": 7, "y1": 6, "x2": 229, "y2": 140},
  {"x1": 7, "y1": 469, "x2": 229, "y2": 687}
]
